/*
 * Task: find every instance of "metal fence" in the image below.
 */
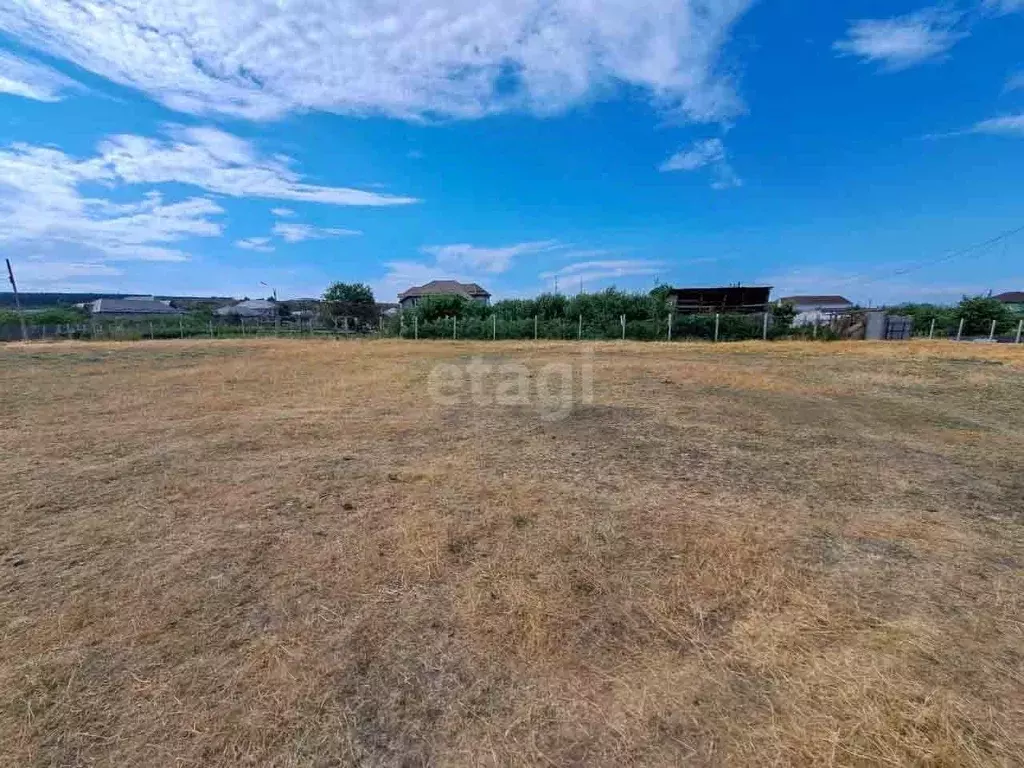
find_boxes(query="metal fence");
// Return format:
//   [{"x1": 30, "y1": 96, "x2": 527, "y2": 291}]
[
  {"x1": 4, "y1": 311, "x2": 1023, "y2": 344},
  {"x1": 396, "y1": 312, "x2": 781, "y2": 342},
  {"x1": 0, "y1": 316, "x2": 342, "y2": 342}
]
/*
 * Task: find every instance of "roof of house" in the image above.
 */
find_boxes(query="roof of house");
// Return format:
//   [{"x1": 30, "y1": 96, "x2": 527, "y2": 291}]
[
  {"x1": 91, "y1": 298, "x2": 183, "y2": 315},
  {"x1": 994, "y1": 291, "x2": 1024, "y2": 303},
  {"x1": 215, "y1": 299, "x2": 278, "y2": 316},
  {"x1": 778, "y1": 295, "x2": 854, "y2": 306},
  {"x1": 398, "y1": 280, "x2": 491, "y2": 300}
]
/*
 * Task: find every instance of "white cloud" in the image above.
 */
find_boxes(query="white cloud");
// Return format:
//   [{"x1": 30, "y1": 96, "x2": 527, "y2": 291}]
[
  {"x1": 373, "y1": 239, "x2": 563, "y2": 300},
  {"x1": 660, "y1": 138, "x2": 725, "y2": 171},
  {"x1": 983, "y1": 0, "x2": 1024, "y2": 13},
  {"x1": 833, "y1": 8, "x2": 964, "y2": 70},
  {"x1": 374, "y1": 260, "x2": 464, "y2": 302},
  {"x1": 421, "y1": 240, "x2": 560, "y2": 274},
  {"x1": 235, "y1": 236, "x2": 274, "y2": 252},
  {"x1": 1005, "y1": 72, "x2": 1024, "y2": 92},
  {"x1": 18, "y1": 259, "x2": 124, "y2": 281},
  {"x1": 271, "y1": 207, "x2": 296, "y2": 217},
  {"x1": 970, "y1": 114, "x2": 1024, "y2": 136},
  {"x1": 660, "y1": 137, "x2": 741, "y2": 189},
  {"x1": 540, "y1": 259, "x2": 664, "y2": 285},
  {"x1": 0, "y1": 0, "x2": 754, "y2": 123},
  {"x1": 925, "y1": 112, "x2": 1024, "y2": 139},
  {"x1": 0, "y1": 50, "x2": 79, "y2": 101},
  {"x1": 709, "y1": 166, "x2": 742, "y2": 190},
  {"x1": 97, "y1": 125, "x2": 418, "y2": 206},
  {"x1": 0, "y1": 123, "x2": 414, "y2": 288},
  {"x1": 0, "y1": 144, "x2": 223, "y2": 264},
  {"x1": 272, "y1": 222, "x2": 363, "y2": 243}
]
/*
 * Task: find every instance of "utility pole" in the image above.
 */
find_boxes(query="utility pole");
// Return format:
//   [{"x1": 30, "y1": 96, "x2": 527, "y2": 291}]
[{"x1": 5, "y1": 259, "x2": 28, "y2": 342}]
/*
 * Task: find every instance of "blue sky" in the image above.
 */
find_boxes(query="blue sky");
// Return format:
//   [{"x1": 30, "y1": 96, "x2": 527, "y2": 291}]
[{"x1": 1, "y1": 1, "x2": 1022, "y2": 304}]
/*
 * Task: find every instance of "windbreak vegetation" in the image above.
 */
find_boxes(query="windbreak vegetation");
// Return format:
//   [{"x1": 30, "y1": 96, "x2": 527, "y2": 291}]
[
  {"x1": 393, "y1": 288, "x2": 791, "y2": 341},
  {"x1": 893, "y1": 296, "x2": 1022, "y2": 337}
]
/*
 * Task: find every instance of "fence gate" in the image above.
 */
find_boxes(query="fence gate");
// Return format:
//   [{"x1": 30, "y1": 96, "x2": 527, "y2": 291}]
[{"x1": 884, "y1": 316, "x2": 914, "y2": 340}]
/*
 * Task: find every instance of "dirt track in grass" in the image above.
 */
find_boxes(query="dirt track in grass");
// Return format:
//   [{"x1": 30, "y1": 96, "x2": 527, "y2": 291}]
[{"x1": 1, "y1": 339, "x2": 1022, "y2": 766}]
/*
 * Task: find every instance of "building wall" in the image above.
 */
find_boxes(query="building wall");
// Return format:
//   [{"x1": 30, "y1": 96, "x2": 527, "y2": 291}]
[
  {"x1": 92, "y1": 312, "x2": 184, "y2": 318},
  {"x1": 790, "y1": 303, "x2": 852, "y2": 314},
  {"x1": 399, "y1": 294, "x2": 489, "y2": 307}
]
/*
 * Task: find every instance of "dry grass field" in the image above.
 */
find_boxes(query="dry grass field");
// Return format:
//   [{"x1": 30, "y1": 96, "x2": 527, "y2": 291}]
[{"x1": 1, "y1": 338, "x2": 1023, "y2": 767}]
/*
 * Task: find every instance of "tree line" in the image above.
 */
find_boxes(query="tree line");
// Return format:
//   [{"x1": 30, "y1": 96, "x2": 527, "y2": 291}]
[
  {"x1": 318, "y1": 282, "x2": 1024, "y2": 340},
  {"x1": 887, "y1": 296, "x2": 1022, "y2": 336},
  {"x1": 2, "y1": 283, "x2": 1019, "y2": 341},
  {"x1": 320, "y1": 282, "x2": 797, "y2": 340}
]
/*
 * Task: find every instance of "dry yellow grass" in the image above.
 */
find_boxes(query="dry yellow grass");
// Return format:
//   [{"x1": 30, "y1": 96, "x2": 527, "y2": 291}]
[{"x1": 1, "y1": 339, "x2": 1022, "y2": 766}]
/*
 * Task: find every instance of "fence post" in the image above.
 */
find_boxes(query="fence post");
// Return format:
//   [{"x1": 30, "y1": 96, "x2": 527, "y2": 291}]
[
  {"x1": 989, "y1": 319, "x2": 997, "y2": 341},
  {"x1": 179, "y1": 316, "x2": 184, "y2": 339},
  {"x1": 1017, "y1": 319, "x2": 1023, "y2": 344},
  {"x1": 209, "y1": 320, "x2": 214, "y2": 338},
  {"x1": 762, "y1": 311, "x2": 769, "y2": 341},
  {"x1": 929, "y1": 318, "x2": 935, "y2": 340},
  {"x1": 714, "y1": 313, "x2": 720, "y2": 343},
  {"x1": 492, "y1": 314, "x2": 496, "y2": 341},
  {"x1": 667, "y1": 313, "x2": 673, "y2": 342},
  {"x1": 621, "y1": 314, "x2": 626, "y2": 340},
  {"x1": 812, "y1": 320, "x2": 818, "y2": 340},
  {"x1": 414, "y1": 315, "x2": 419, "y2": 340},
  {"x1": 149, "y1": 321, "x2": 154, "y2": 340},
  {"x1": 453, "y1": 315, "x2": 457, "y2": 340},
  {"x1": 578, "y1": 314, "x2": 583, "y2": 341},
  {"x1": 957, "y1": 317, "x2": 965, "y2": 342},
  {"x1": 534, "y1": 315, "x2": 538, "y2": 340}
]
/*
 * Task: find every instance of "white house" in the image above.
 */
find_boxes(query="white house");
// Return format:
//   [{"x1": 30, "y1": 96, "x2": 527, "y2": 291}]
[
  {"x1": 779, "y1": 295, "x2": 854, "y2": 327},
  {"x1": 214, "y1": 299, "x2": 278, "y2": 319}
]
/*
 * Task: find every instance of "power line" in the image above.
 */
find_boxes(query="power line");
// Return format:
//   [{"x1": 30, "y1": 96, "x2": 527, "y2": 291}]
[{"x1": 842, "y1": 222, "x2": 1024, "y2": 290}]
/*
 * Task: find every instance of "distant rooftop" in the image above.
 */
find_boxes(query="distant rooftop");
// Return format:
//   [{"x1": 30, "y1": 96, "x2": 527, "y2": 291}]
[
  {"x1": 91, "y1": 298, "x2": 182, "y2": 315},
  {"x1": 215, "y1": 299, "x2": 278, "y2": 317},
  {"x1": 778, "y1": 295, "x2": 854, "y2": 306},
  {"x1": 399, "y1": 280, "x2": 491, "y2": 300},
  {"x1": 994, "y1": 291, "x2": 1024, "y2": 303}
]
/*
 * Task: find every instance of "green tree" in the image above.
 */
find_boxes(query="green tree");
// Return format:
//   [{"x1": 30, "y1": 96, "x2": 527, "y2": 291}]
[
  {"x1": 891, "y1": 303, "x2": 957, "y2": 337},
  {"x1": 30, "y1": 308, "x2": 84, "y2": 325},
  {"x1": 772, "y1": 301, "x2": 798, "y2": 331},
  {"x1": 322, "y1": 282, "x2": 376, "y2": 328},
  {"x1": 533, "y1": 292, "x2": 569, "y2": 320},
  {"x1": 649, "y1": 283, "x2": 673, "y2": 308},
  {"x1": 956, "y1": 295, "x2": 1014, "y2": 335},
  {"x1": 492, "y1": 298, "x2": 536, "y2": 320},
  {"x1": 411, "y1": 294, "x2": 492, "y2": 323}
]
